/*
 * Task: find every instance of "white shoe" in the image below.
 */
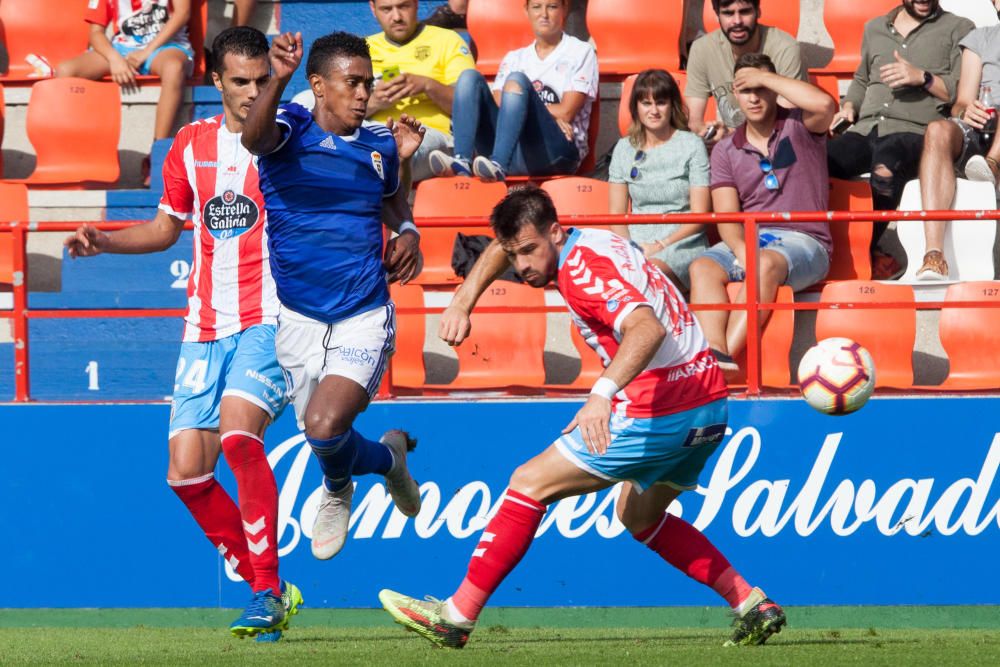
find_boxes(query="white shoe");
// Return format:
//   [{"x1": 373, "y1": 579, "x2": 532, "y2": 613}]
[
  {"x1": 472, "y1": 156, "x2": 506, "y2": 183},
  {"x1": 381, "y1": 429, "x2": 421, "y2": 517},
  {"x1": 964, "y1": 154, "x2": 997, "y2": 185},
  {"x1": 428, "y1": 149, "x2": 471, "y2": 177},
  {"x1": 311, "y1": 482, "x2": 353, "y2": 560}
]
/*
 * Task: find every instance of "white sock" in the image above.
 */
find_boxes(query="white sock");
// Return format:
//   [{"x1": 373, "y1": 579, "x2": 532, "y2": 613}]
[{"x1": 445, "y1": 597, "x2": 472, "y2": 625}]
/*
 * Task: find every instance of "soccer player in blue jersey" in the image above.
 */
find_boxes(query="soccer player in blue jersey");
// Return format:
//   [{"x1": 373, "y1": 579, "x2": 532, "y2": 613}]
[{"x1": 243, "y1": 30, "x2": 424, "y2": 560}]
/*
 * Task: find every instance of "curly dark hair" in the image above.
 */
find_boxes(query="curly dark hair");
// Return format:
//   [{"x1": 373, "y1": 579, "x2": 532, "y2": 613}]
[
  {"x1": 211, "y1": 26, "x2": 269, "y2": 75},
  {"x1": 306, "y1": 31, "x2": 371, "y2": 78},
  {"x1": 712, "y1": 0, "x2": 760, "y2": 13},
  {"x1": 490, "y1": 187, "x2": 558, "y2": 241}
]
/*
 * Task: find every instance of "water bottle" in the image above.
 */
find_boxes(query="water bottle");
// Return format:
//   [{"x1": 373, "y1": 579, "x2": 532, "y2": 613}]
[{"x1": 981, "y1": 85, "x2": 997, "y2": 146}]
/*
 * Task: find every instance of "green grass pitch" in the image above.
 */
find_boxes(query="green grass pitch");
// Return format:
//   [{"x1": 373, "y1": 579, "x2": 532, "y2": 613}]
[{"x1": 2, "y1": 607, "x2": 998, "y2": 665}]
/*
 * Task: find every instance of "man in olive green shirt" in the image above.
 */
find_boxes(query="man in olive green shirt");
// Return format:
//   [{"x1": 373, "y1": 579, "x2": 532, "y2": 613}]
[
  {"x1": 826, "y1": 0, "x2": 973, "y2": 275},
  {"x1": 685, "y1": 0, "x2": 806, "y2": 141}
]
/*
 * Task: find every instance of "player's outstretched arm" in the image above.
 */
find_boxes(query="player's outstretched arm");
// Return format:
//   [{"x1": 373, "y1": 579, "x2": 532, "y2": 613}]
[
  {"x1": 563, "y1": 306, "x2": 666, "y2": 455},
  {"x1": 438, "y1": 240, "x2": 510, "y2": 346},
  {"x1": 64, "y1": 211, "x2": 184, "y2": 258},
  {"x1": 242, "y1": 31, "x2": 302, "y2": 155}
]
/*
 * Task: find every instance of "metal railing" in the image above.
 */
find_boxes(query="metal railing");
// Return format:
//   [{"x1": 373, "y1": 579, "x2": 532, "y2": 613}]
[{"x1": 2, "y1": 210, "x2": 999, "y2": 401}]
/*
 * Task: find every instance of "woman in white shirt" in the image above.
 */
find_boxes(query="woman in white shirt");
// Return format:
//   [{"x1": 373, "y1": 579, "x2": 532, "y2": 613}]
[{"x1": 429, "y1": 0, "x2": 598, "y2": 182}]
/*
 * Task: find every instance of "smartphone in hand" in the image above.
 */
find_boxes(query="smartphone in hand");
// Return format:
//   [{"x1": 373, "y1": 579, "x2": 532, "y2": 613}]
[
  {"x1": 382, "y1": 65, "x2": 401, "y2": 81},
  {"x1": 830, "y1": 117, "x2": 852, "y2": 135},
  {"x1": 702, "y1": 125, "x2": 718, "y2": 142}
]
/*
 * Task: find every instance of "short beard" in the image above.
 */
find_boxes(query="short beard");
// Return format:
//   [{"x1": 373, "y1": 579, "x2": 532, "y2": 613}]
[
  {"x1": 724, "y1": 23, "x2": 757, "y2": 46},
  {"x1": 902, "y1": 1, "x2": 937, "y2": 20}
]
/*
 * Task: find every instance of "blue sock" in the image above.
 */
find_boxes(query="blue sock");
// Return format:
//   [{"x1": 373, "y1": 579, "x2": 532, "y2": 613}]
[
  {"x1": 307, "y1": 432, "x2": 356, "y2": 492},
  {"x1": 349, "y1": 429, "x2": 394, "y2": 477}
]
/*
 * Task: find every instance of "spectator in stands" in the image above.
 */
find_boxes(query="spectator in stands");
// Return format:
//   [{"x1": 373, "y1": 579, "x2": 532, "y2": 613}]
[
  {"x1": 826, "y1": 1, "x2": 974, "y2": 279},
  {"x1": 685, "y1": 0, "x2": 806, "y2": 142},
  {"x1": 57, "y1": 0, "x2": 194, "y2": 188},
  {"x1": 688, "y1": 53, "x2": 835, "y2": 374},
  {"x1": 915, "y1": 18, "x2": 1000, "y2": 280},
  {"x1": 425, "y1": 0, "x2": 468, "y2": 30},
  {"x1": 367, "y1": 0, "x2": 476, "y2": 182},
  {"x1": 609, "y1": 69, "x2": 710, "y2": 292},
  {"x1": 232, "y1": 0, "x2": 258, "y2": 27},
  {"x1": 429, "y1": 0, "x2": 598, "y2": 182}
]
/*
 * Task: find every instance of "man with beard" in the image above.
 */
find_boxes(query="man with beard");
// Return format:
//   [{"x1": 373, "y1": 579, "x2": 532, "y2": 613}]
[
  {"x1": 826, "y1": 0, "x2": 973, "y2": 279},
  {"x1": 686, "y1": 0, "x2": 806, "y2": 141}
]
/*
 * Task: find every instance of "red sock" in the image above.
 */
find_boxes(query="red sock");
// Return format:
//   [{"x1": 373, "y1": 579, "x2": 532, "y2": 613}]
[
  {"x1": 633, "y1": 514, "x2": 753, "y2": 609},
  {"x1": 221, "y1": 431, "x2": 281, "y2": 594},
  {"x1": 168, "y1": 473, "x2": 256, "y2": 588},
  {"x1": 450, "y1": 489, "x2": 546, "y2": 622}
]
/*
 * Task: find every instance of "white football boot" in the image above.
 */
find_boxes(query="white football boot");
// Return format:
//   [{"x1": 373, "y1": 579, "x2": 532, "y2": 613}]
[
  {"x1": 381, "y1": 429, "x2": 422, "y2": 517},
  {"x1": 311, "y1": 482, "x2": 353, "y2": 560}
]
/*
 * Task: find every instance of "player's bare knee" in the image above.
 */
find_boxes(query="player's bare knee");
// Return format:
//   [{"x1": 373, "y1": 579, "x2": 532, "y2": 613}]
[
  {"x1": 303, "y1": 410, "x2": 352, "y2": 441},
  {"x1": 507, "y1": 463, "x2": 547, "y2": 502}
]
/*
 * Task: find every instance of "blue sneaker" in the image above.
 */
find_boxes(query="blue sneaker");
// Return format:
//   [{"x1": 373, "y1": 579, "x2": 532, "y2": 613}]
[
  {"x1": 230, "y1": 588, "x2": 286, "y2": 638},
  {"x1": 472, "y1": 156, "x2": 506, "y2": 183},
  {"x1": 255, "y1": 630, "x2": 283, "y2": 643},
  {"x1": 428, "y1": 149, "x2": 471, "y2": 177}
]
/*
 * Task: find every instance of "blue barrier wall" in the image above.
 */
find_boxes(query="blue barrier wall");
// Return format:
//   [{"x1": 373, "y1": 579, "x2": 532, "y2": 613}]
[{"x1": 2, "y1": 397, "x2": 998, "y2": 608}]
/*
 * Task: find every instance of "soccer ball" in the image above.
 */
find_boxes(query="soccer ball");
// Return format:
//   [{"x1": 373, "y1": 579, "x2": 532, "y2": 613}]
[{"x1": 797, "y1": 337, "x2": 875, "y2": 415}]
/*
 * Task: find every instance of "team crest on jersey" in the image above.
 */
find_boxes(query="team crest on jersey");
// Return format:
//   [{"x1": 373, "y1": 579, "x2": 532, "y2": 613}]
[
  {"x1": 415, "y1": 45, "x2": 431, "y2": 61},
  {"x1": 371, "y1": 151, "x2": 385, "y2": 180},
  {"x1": 203, "y1": 189, "x2": 260, "y2": 240}
]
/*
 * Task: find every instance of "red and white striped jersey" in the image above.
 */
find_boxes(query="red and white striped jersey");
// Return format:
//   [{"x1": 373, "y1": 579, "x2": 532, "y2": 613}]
[
  {"x1": 85, "y1": 0, "x2": 191, "y2": 51},
  {"x1": 159, "y1": 115, "x2": 278, "y2": 343},
  {"x1": 557, "y1": 228, "x2": 728, "y2": 418}
]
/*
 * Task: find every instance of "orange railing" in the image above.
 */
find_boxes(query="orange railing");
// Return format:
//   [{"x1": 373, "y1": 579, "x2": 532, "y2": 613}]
[{"x1": 3, "y1": 211, "x2": 1000, "y2": 402}]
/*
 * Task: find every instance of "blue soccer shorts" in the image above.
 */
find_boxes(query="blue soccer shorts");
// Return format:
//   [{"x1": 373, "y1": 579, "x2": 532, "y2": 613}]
[
  {"x1": 554, "y1": 397, "x2": 729, "y2": 492},
  {"x1": 169, "y1": 324, "x2": 288, "y2": 438}
]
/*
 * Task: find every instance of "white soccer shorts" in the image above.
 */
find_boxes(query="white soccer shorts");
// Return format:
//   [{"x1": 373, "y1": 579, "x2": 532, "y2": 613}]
[{"x1": 275, "y1": 302, "x2": 396, "y2": 428}]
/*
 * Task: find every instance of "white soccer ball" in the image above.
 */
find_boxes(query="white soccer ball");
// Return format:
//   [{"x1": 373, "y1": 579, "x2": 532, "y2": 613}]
[{"x1": 797, "y1": 337, "x2": 875, "y2": 415}]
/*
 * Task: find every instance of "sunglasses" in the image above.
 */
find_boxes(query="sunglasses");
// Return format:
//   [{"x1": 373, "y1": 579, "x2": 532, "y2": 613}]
[
  {"x1": 759, "y1": 157, "x2": 780, "y2": 191},
  {"x1": 630, "y1": 150, "x2": 647, "y2": 180}
]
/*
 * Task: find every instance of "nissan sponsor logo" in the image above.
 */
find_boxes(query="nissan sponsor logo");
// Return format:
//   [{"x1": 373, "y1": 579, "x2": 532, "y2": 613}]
[{"x1": 203, "y1": 189, "x2": 259, "y2": 239}]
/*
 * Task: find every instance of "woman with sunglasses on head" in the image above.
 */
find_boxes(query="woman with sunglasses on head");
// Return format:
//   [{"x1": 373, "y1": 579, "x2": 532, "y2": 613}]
[
  {"x1": 427, "y1": 0, "x2": 598, "y2": 182},
  {"x1": 609, "y1": 69, "x2": 711, "y2": 292}
]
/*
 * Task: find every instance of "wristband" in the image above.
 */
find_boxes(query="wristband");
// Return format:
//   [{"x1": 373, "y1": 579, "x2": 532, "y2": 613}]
[
  {"x1": 590, "y1": 377, "x2": 620, "y2": 401},
  {"x1": 399, "y1": 221, "x2": 420, "y2": 236}
]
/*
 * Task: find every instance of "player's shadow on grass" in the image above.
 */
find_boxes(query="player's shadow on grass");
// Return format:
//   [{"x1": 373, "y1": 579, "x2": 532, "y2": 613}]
[{"x1": 776, "y1": 637, "x2": 914, "y2": 647}]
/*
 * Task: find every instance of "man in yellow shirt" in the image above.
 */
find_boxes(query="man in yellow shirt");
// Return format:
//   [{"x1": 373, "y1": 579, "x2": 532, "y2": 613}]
[{"x1": 368, "y1": 0, "x2": 476, "y2": 181}]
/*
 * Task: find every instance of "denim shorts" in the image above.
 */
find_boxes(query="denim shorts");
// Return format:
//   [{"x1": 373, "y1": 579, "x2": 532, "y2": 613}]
[
  {"x1": 949, "y1": 117, "x2": 989, "y2": 169},
  {"x1": 700, "y1": 229, "x2": 830, "y2": 292},
  {"x1": 112, "y1": 41, "x2": 194, "y2": 76}
]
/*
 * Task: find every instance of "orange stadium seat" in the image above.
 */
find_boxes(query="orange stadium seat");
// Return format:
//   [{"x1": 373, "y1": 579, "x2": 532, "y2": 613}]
[
  {"x1": 618, "y1": 72, "x2": 715, "y2": 136},
  {"x1": 0, "y1": 0, "x2": 89, "y2": 82},
  {"x1": 448, "y1": 282, "x2": 547, "y2": 390},
  {"x1": 466, "y1": 0, "x2": 535, "y2": 76},
  {"x1": 816, "y1": 281, "x2": 915, "y2": 388},
  {"x1": 541, "y1": 177, "x2": 610, "y2": 217},
  {"x1": 702, "y1": 0, "x2": 800, "y2": 38},
  {"x1": 0, "y1": 183, "x2": 29, "y2": 284},
  {"x1": 412, "y1": 178, "x2": 507, "y2": 285},
  {"x1": 725, "y1": 283, "x2": 795, "y2": 387},
  {"x1": 389, "y1": 283, "x2": 427, "y2": 390},
  {"x1": 0, "y1": 83, "x2": 5, "y2": 176},
  {"x1": 938, "y1": 282, "x2": 1000, "y2": 390},
  {"x1": 7, "y1": 78, "x2": 120, "y2": 186},
  {"x1": 816, "y1": 0, "x2": 900, "y2": 75},
  {"x1": 827, "y1": 179, "x2": 873, "y2": 281},
  {"x1": 588, "y1": 0, "x2": 686, "y2": 74}
]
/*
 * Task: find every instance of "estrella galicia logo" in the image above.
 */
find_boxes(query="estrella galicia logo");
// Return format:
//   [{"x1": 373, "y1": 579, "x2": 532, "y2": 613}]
[
  {"x1": 533, "y1": 81, "x2": 560, "y2": 105},
  {"x1": 202, "y1": 189, "x2": 259, "y2": 239},
  {"x1": 120, "y1": 3, "x2": 168, "y2": 41}
]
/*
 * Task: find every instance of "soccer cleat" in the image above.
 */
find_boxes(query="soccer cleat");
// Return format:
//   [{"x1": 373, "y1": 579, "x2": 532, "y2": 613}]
[
  {"x1": 724, "y1": 587, "x2": 786, "y2": 646},
  {"x1": 311, "y1": 482, "x2": 353, "y2": 560},
  {"x1": 472, "y1": 156, "x2": 506, "y2": 183},
  {"x1": 381, "y1": 429, "x2": 421, "y2": 517},
  {"x1": 279, "y1": 580, "x2": 304, "y2": 629},
  {"x1": 379, "y1": 589, "x2": 474, "y2": 649},
  {"x1": 429, "y1": 150, "x2": 471, "y2": 177},
  {"x1": 230, "y1": 588, "x2": 286, "y2": 638},
  {"x1": 255, "y1": 630, "x2": 282, "y2": 643}
]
